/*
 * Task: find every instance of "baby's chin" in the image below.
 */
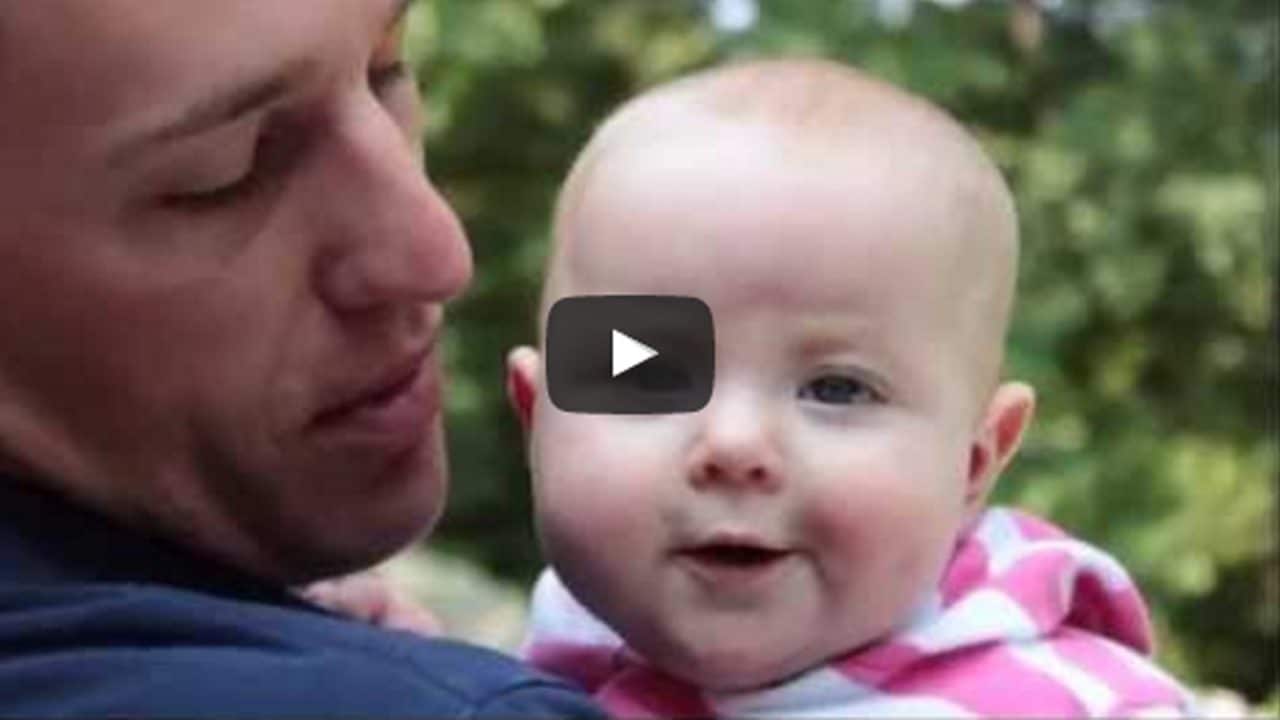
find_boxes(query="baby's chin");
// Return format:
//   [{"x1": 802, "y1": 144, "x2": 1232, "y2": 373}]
[
  {"x1": 643, "y1": 633, "x2": 840, "y2": 693},
  {"x1": 622, "y1": 595, "x2": 905, "y2": 692}
]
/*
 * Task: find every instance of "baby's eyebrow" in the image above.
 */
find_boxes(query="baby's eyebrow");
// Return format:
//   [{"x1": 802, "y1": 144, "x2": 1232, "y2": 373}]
[
  {"x1": 792, "y1": 320, "x2": 876, "y2": 358},
  {"x1": 791, "y1": 323, "x2": 903, "y2": 375},
  {"x1": 797, "y1": 335, "x2": 852, "y2": 359}
]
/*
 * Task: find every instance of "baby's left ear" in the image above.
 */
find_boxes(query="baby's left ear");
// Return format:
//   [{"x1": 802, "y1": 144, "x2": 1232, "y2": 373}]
[
  {"x1": 965, "y1": 382, "x2": 1036, "y2": 515},
  {"x1": 505, "y1": 346, "x2": 541, "y2": 435}
]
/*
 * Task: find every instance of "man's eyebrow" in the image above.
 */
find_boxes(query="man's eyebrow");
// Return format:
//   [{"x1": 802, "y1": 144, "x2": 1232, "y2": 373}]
[
  {"x1": 110, "y1": 0, "x2": 409, "y2": 168},
  {"x1": 108, "y1": 59, "x2": 314, "y2": 169}
]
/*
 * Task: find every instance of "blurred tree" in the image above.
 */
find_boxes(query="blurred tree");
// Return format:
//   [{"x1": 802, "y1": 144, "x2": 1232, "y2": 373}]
[{"x1": 407, "y1": 0, "x2": 1277, "y2": 700}]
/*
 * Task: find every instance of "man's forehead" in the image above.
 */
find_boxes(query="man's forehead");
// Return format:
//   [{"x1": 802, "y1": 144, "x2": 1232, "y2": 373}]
[
  {"x1": 2, "y1": 2, "x2": 267, "y2": 127},
  {"x1": 0, "y1": 0, "x2": 400, "y2": 134}
]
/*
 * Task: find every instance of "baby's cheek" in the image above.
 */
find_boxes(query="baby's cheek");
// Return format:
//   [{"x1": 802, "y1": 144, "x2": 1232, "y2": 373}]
[
  {"x1": 532, "y1": 436, "x2": 666, "y2": 630},
  {"x1": 532, "y1": 417, "x2": 664, "y2": 554},
  {"x1": 803, "y1": 468, "x2": 956, "y2": 626}
]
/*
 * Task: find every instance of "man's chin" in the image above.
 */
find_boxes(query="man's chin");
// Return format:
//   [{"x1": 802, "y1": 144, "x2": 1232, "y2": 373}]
[
  {"x1": 273, "y1": 505, "x2": 440, "y2": 585},
  {"x1": 261, "y1": 446, "x2": 448, "y2": 584}
]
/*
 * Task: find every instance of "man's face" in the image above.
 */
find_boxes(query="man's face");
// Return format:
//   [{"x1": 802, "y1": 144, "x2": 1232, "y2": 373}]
[
  {"x1": 527, "y1": 119, "x2": 989, "y2": 690},
  {"x1": 0, "y1": 0, "x2": 472, "y2": 582}
]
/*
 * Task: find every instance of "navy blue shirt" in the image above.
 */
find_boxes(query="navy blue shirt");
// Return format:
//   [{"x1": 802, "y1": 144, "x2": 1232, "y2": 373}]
[{"x1": 0, "y1": 478, "x2": 604, "y2": 718}]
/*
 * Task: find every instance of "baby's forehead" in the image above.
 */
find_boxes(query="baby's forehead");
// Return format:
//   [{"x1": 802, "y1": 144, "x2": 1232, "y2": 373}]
[
  {"x1": 567, "y1": 75, "x2": 1008, "y2": 258},
  {"x1": 562, "y1": 117, "x2": 982, "y2": 285},
  {"x1": 546, "y1": 62, "x2": 1020, "y2": 394},
  {"x1": 602, "y1": 60, "x2": 984, "y2": 170}
]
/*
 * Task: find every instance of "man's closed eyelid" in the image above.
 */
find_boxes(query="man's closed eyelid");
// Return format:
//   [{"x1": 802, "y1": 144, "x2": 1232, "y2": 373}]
[{"x1": 369, "y1": 61, "x2": 410, "y2": 93}]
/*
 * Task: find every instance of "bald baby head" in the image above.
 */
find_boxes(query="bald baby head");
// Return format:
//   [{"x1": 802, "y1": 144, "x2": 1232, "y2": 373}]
[
  {"x1": 547, "y1": 58, "x2": 1019, "y2": 409},
  {"x1": 519, "y1": 61, "x2": 1036, "y2": 689}
]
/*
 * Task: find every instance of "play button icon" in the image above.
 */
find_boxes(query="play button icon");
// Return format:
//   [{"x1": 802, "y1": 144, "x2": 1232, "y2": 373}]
[
  {"x1": 612, "y1": 330, "x2": 658, "y2": 377},
  {"x1": 546, "y1": 295, "x2": 714, "y2": 414}
]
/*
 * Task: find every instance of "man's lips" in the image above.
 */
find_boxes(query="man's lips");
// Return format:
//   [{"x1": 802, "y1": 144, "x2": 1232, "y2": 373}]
[
  {"x1": 313, "y1": 359, "x2": 421, "y2": 423},
  {"x1": 308, "y1": 349, "x2": 439, "y2": 450}
]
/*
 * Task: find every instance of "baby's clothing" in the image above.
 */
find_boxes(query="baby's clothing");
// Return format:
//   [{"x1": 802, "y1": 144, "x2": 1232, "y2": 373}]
[{"x1": 523, "y1": 507, "x2": 1196, "y2": 717}]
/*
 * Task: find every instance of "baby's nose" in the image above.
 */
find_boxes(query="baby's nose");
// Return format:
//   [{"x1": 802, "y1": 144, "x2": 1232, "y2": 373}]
[{"x1": 686, "y1": 419, "x2": 783, "y2": 494}]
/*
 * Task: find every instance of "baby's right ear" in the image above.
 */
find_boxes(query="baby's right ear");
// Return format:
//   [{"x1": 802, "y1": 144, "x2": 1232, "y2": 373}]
[{"x1": 505, "y1": 346, "x2": 541, "y2": 435}]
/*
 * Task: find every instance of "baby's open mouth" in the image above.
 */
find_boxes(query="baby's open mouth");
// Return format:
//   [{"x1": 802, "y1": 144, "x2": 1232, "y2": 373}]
[
  {"x1": 680, "y1": 544, "x2": 791, "y2": 567},
  {"x1": 675, "y1": 540, "x2": 796, "y2": 589}
]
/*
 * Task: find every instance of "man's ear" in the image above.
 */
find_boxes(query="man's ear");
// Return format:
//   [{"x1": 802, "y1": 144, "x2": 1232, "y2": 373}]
[
  {"x1": 965, "y1": 381, "x2": 1035, "y2": 516},
  {"x1": 505, "y1": 346, "x2": 541, "y2": 435}
]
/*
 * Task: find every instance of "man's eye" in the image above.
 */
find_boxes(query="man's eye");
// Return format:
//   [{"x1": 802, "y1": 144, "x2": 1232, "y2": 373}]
[
  {"x1": 797, "y1": 375, "x2": 878, "y2": 405},
  {"x1": 159, "y1": 167, "x2": 261, "y2": 212},
  {"x1": 369, "y1": 13, "x2": 412, "y2": 98},
  {"x1": 158, "y1": 127, "x2": 297, "y2": 213},
  {"x1": 369, "y1": 61, "x2": 410, "y2": 95}
]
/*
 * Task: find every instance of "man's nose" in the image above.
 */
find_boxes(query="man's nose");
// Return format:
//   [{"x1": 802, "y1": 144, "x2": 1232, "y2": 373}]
[
  {"x1": 312, "y1": 97, "x2": 473, "y2": 314},
  {"x1": 686, "y1": 388, "x2": 784, "y2": 494}
]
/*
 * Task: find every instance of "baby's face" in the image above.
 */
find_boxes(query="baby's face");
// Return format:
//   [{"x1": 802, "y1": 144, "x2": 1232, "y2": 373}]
[{"x1": 528, "y1": 119, "x2": 997, "y2": 690}]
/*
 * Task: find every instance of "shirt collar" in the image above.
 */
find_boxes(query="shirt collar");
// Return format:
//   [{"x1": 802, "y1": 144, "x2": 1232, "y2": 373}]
[{"x1": 0, "y1": 474, "x2": 301, "y2": 607}]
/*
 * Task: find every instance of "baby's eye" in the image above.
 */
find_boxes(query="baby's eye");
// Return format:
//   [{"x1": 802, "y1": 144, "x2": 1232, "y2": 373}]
[{"x1": 797, "y1": 374, "x2": 879, "y2": 405}]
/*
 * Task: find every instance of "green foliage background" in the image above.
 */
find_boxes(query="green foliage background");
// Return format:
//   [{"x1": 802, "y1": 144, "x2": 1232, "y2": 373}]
[{"x1": 405, "y1": 0, "x2": 1277, "y2": 701}]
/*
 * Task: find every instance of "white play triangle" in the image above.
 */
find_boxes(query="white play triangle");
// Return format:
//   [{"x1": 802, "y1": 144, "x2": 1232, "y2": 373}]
[{"x1": 611, "y1": 330, "x2": 659, "y2": 378}]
